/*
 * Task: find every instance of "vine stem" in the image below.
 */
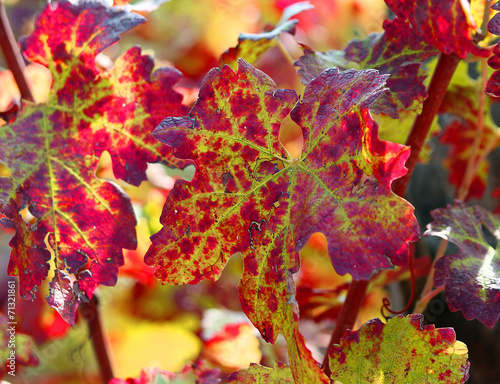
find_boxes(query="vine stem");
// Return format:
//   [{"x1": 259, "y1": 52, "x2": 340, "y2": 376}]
[
  {"x1": 79, "y1": 296, "x2": 114, "y2": 383},
  {"x1": 322, "y1": 53, "x2": 461, "y2": 377},
  {"x1": 0, "y1": 0, "x2": 34, "y2": 101},
  {"x1": 0, "y1": 4, "x2": 113, "y2": 383}
]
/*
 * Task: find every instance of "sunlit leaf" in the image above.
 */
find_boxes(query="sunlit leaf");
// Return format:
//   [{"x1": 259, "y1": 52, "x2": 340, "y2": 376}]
[
  {"x1": 329, "y1": 314, "x2": 469, "y2": 383},
  {"x1": 425, "y1": 201, "x2": 500, "y2": 328}
]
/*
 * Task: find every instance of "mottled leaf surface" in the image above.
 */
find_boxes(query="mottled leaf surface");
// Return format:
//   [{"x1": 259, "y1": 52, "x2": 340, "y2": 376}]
[
  {"x1": 228, "y1": 363, "x2": 293, "y2": 383},
  {"x1": 0, "y1": 0, "x2": 188, "y2": 324},
  {"x1": 147, "y1": 60, "x2": 418, "y2": 381},
  {"x1": 438, "y1": 86, "x2": 499, "y2": 200},
  {"x1": 329, "y1": 315, "x2": 470, "y2": 384},
  {"x1": 425, "y1": 202, "x2": 500, "y2": 328},
  {"x1": 219, "y1": 2, "x2": 314, "y2": 69},
  {"x1": 295, "y1": 18, "x2": 438, "y2": 118},
  {"x1": 384, "y1": 0, "x2": 489, "y2": 59}
]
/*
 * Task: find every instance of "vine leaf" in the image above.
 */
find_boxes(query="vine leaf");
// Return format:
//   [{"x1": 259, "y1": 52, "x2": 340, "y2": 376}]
[
  {"x1": 295, "y1": 17, "x2": 438, "y2": 118},
  {"x1": 146, "y1": 59, "x2": 419, "y2": 381},
  {"x1": 384, "y1": 0, "x2": 489, "y2": 59},
  {"x1": 219, "y1": 1, "x2": 314, "y2": 69},
  {"x1": 228, "y1": 363, "x2": 293, "y2": 383},
  {"x1": 329, "y1": 314, "x2": 470, "y2": 384},
  {"x1": 425, "y1": 201, "x2": 500, "y2": 328},
  {"x1": 0, "y1": 0, "x2": 187, "y2": 324}
]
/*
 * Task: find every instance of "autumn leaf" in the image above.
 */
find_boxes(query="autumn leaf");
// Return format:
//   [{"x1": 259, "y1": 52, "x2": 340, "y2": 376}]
[
  {"x1": 146, "y1": 59, "x2": 418, "y2": 382},
  {"x1": 295, "y1": 17, "x2": 438, "y2": 118},
  {"x1": 384, "y1": 0, "x2": 489, "y2": 59},
  {"x1": 219, "y1": 1, "x2": 314, "y2": 69},
  {"x1": 425, "y1": 201, "x2": 500, "y2": 328},
  {"x1": 0, "y1": 0, "x2": 188, "y2": 324},
  {"x1": 329, "y1": 314, "x2": 470, "y2": 384}
]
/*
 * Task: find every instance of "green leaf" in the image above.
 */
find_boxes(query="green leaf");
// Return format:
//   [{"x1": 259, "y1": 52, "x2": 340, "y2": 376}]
[{"x1": 329, "y1": 315, "x2": 470, "y2": 383}]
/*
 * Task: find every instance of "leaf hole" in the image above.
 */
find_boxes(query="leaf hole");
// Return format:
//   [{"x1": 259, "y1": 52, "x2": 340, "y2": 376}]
[
  {"x1": 0, "y1": 162, "x2": 10, "y2": 177},
  {"x1": 481, "y1": 224, "x2": 498, "y2": 249},
  {"x1": 19, "y1": 206, "x2": 36, "y2": 225},
  {"x1": 279, "y1": 115, "x2": 303, "y2": 159}
]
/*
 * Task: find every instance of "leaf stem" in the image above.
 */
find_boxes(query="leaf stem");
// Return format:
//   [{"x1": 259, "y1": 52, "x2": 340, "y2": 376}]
[
  {"x1": 413, "y1": 239, "x2": 448, "y2": 314},
  {"x1": 0, "y1": 0, "x2": 34, "y2": 102},
  {"x1": 323, "y1": 53, "x2": 461, "y2": 377},
  {"x1": 79, "y1": 296, "x2": 114, "y2": 383},
  {"x1": 322, "y1": 279, "x2": 369, "y2": 376}
]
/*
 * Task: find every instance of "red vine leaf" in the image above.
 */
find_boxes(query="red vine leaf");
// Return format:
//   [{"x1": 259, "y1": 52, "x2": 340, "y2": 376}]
[
  {"x1": 425, "y1": 201, "x2": 500, "y2": 328},
  {"x1": 384, "y1": 0, "x2": 489, "y2": 59},
  {"x1": 146, "y1": 59, "x2": 418, "y2": 381},
  {"x1": 295, "y1": 18, "x2": 438, "y2": 118},
  {"x1": 219, "y1": 1, "x2": 314, "y2": 69},
  {"x1": 329, "y1": 314, "x2": 470, "y2": 383},
  {"x1": 0, "y1": 0, "x2": 187, "y2": 324}
]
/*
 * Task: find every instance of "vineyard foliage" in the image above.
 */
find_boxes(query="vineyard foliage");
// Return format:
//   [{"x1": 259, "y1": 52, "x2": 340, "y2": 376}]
[{"x1": 1, "y1": 0, "x2": 500, "y2": 383}]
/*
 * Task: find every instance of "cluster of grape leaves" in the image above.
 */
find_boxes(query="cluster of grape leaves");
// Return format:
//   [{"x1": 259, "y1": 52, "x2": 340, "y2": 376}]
[{"x1": 1, "y1": 0, "x2": 498, "y2": 382}]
